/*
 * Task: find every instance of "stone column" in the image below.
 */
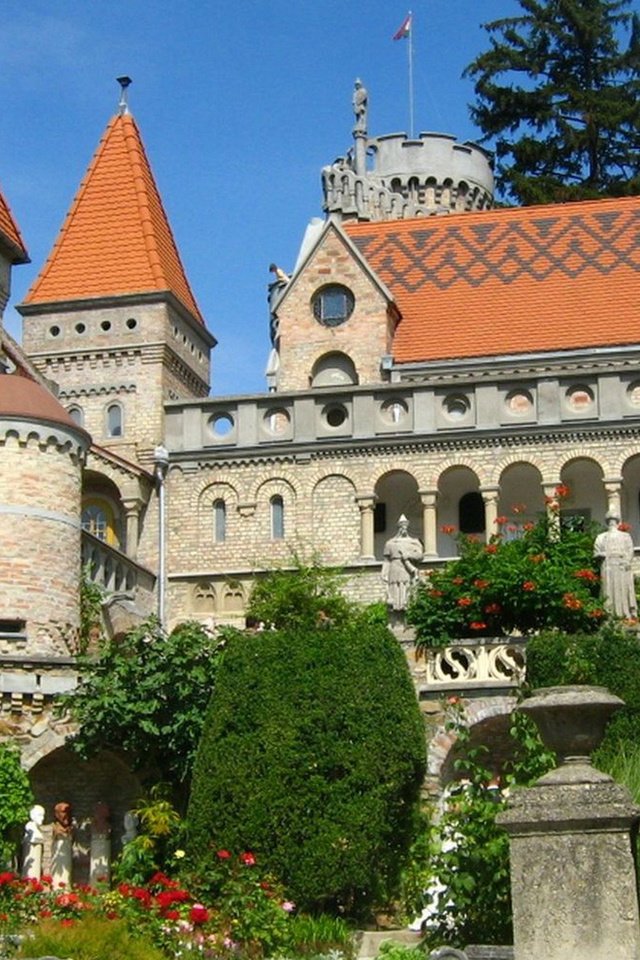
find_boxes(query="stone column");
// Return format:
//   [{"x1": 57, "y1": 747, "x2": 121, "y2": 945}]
[
  {"x1": 479, "y1": 486, "x2": 499, "y2": 542},
  {"x1": 121, "y1": 497, "x2": 142, "y2": 560},
  {"x1": 356, "y1": 495, "x2": 376, "y2": 560},
  {"x1": 419, "y1": 488, "x2": 438, "y2": 558},
  {"x1": 603, "y1": 475, "x2": 623, "y2": 518},
  {"x1": 498, "y1": 686, "x2": 640, "y2": 960}
]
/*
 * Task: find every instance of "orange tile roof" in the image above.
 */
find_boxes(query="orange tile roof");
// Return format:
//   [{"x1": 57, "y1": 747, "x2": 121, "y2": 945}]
[
  {"x1": 344, "y1": 197, "x2": 640, "y2": 364},
  {"x1": 24, "y1": 113, "x2": 204, "y2": 323},
  {"x1": 0, "y1": 186, "x2": 29, "y2": 263}
]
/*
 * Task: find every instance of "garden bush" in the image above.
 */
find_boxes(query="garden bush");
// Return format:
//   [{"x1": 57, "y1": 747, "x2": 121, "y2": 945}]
[
  {"x1": 408, "y1": 491, "x2": 603, "y2": 649},
  {"x1": 187, "y1": 614, "x2": 425, "y2": 918},
  {"x1": 0, "y1": 744, "x2": 33, "y2": 869},
  {"x1": 16, "y1": 916, "x2": 166, "y2": 960}
]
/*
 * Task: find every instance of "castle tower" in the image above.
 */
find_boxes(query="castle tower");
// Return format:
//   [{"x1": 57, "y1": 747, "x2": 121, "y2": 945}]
[
  {"x1": 0, "y1": 371, "x2": 90, "y2": 653},
  {"x1": 321, "y1": 80, "x2": 494, "y2": 223},
  {"x1": 18, "y1": 84, "x2": 216, "y2": 469}
]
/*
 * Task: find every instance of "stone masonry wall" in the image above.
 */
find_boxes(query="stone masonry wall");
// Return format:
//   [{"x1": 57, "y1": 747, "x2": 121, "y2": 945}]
[
  {"x1": 0, "y1": 430, "x2": 84, "y2": 654},
  {"x1": 275, "y1": 228, "x2": 395, "y2": 391}
]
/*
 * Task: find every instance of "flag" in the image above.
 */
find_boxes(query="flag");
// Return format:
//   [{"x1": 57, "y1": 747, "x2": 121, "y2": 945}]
[{"x1": 393, "y1": 12, "x2": 412, "y2": 40}]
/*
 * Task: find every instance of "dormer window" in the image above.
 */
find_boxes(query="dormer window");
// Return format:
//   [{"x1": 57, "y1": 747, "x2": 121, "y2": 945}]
[{"x1": 312, "y1": 284, "x2": 355, "y2": 327}]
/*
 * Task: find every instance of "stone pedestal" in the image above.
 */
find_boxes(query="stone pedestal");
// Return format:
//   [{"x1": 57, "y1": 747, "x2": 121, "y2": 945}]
[
  {"x1": 498, "y1": 686, "x2": 640, "y2": 960},
  {"x1": 51, "y1": 834, "x2": 72, "y2": 887}
]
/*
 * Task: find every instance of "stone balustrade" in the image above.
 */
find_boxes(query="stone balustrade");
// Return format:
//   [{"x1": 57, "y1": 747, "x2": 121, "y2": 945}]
[
  {"x1": 81, "y1": 531, "x2": 155, "y2": 600},
  {"x1": 424, "y1": 638, "x2": 527, "y2": 693}
]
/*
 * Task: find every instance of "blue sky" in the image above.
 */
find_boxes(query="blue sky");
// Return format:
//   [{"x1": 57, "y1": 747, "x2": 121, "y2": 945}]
[{"x1": 2, "y1": 1, "x2": 638, "y2": 396}]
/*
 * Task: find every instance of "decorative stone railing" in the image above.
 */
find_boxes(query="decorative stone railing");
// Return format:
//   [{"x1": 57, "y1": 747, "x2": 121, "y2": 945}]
[
  {"x1": 425, "y1": 638, "x2": 526, "y2": 692},
  {"x1": 81, "y1": 531, "x2": 156, "y2": 599}
]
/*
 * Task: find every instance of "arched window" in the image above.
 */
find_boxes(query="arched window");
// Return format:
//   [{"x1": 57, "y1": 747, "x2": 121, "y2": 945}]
[
  {"x1": 213, "y1": 499, "x2": 226, "y2": 543},
  {"x1": 459, "y1": 492, "x2": 486, "y2": 534},
  {"x1": 82, "y1": 499, "x2": 120, "y2": 546},
  {"x1": 106, "y1": 403, "x2": 123, "y2": 438},
  {"x1": 271, "y1": 495, "x2": 284, "y2": 540},
  {"x1": 68, "y1": 405, "x2": 84, "y2": 427}
]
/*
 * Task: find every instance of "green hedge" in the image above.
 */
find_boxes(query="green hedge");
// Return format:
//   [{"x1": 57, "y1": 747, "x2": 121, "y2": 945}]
[{"x1": 186, "y1": 620, "x2": 426, "y2": 918}]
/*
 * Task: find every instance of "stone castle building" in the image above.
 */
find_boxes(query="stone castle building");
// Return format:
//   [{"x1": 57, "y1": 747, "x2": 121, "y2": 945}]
[{"x1": 0, "y1": 82, "x2": 639, "y2": 856}]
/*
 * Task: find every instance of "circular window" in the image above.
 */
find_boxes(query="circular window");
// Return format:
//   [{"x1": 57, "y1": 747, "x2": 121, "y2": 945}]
[
  {"x1": 506, "y1": 390, "x2": 533, "y2": 417},
  {"x1": 443, "y1": 394, "x2": 470, "y2": 420},
  {"x1": 381, "y1": 398, "x2": 408, "y2": 425},
  {"x1": 75, "y1": 322, "x2": 86, "y2": 334},
  {"x1": 209, "y1": 413, "x2": 235, "y2": 438},
  {"x1": 628, "y1": 382, "x2": 640, "y2": 407},
  {"x1": 264, "y1": 408, "x2": 291, "y2": 435},
  {"x1": 324, "y1": 404, "x2": 348, "y2": 428},
  {"x1": 312, "y1": 284, "x2": 355, "y2": 327},
  {"x1": 126, "y1": 317, "x2": 138, "y2": 330},
  {"x1": 567, "y1": 385, "x2": 593, "y2": 412},
  {"x1": 101, "y1": 320, "x2": 111, "y2": 332},
  {"x1": 49, "y1": 325, "x2": 60, "y2": 337}
]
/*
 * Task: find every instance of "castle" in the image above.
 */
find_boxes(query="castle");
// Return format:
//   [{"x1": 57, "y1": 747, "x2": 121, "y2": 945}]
[{"x1": 0, "y1": 80, "x2": 639, "y2": 861}]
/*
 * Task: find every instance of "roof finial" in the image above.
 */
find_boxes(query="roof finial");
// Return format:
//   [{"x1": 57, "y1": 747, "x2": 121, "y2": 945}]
[{"x1": 116, "y1": 76, "x2": 132, "y2": 116}]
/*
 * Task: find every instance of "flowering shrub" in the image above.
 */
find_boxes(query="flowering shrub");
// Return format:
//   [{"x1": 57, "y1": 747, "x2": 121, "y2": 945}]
[
  {"x1": 408, "y1": 493, "x2": 604, "y2": 648},
  {"x1": 0, "y1": 852, "x2": 327, "y2": 959}
]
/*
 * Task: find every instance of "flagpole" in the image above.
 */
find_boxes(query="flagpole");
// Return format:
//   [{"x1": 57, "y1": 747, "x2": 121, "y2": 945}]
[{"x1": 408, "y1": 10, "x2": 414, "y2": 138}]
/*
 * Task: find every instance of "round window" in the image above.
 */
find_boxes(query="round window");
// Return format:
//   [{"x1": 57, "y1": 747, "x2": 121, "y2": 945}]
[
  {"x1": 381, "y1": 398, "x2": 408, "y2": 425},
  {"x1": 324, "y1": 404, "x2": 348, "y2": 428},
  {"x1": 312, "y1": 285, "x2": 355, "y2": 327},
  {"x1": 264, "y1": 408, "x2": 291, "y2": 435},
  {"x1": 443, "y1": 394, "x2": 470, "y2": 420},
  {"x1": 567, "y1": 385, "x2": 593, "y2": 412},
  {"x1": 506, "y1": 390, "x2": 533, "y2": 417},
  {"x1": 209, "y1": 413, "x2": 235, "y2": 438}
]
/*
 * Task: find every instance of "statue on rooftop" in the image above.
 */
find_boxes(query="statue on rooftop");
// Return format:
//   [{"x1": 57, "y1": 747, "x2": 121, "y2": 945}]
[
  {"x1": 382, "y1": 514, "x2": 423, "y2": 611},
  {"x1": 594, "y1": 512, "x2": 638, "y2": 620},
  {"x1": 352, "y1": 78, "x2": 368, "y2": 135}
]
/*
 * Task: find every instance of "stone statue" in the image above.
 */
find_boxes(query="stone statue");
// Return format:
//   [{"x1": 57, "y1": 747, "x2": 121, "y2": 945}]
[
  {"x1": 122, "y1": 810, "x2": 139, "y2": 845},
  {"x1": 51, "y1": 801, "x2": 73, "y2": 887},
  {"x1": 22, "y1": 804, "x2": 45, "y2": 879},
  {"x1": 594, "y1": 512, "x2": 638, "y2": 619},
  {"x1": 352, "y1": 78, "x2": 368, "y2": 135},
  {"x1": 381, "y1": 514, "x2": 423, "y2": 611},
  {"x1": 90, "y1": 801, "x2": 111, "y2": 885}
]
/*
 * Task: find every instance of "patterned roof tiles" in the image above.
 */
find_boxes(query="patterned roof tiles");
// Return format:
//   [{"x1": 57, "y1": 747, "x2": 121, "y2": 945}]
[
  {"x1": 344, "y1": 197, "x2": 640, "y2": 364},
  {"x1": 23, "y1": 113, "x2": 203, "y2": 323},
  {"x1": 0, "y1": 187, "x2": 29, "y2": 263}
]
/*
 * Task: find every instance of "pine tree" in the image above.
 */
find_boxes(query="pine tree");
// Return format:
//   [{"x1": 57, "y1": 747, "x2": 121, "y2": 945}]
[{"x1": 465, "y1": 0, "x2": 640, "y2": 204}]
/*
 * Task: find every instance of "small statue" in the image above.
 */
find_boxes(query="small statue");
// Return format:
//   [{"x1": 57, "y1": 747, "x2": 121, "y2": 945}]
[
  {"x1": 594, "y1": 512, "x2": 638, "y2": 620},
  {"x1": 381, "y1": 514, "x2": 423, "y2": 611},
  {"x1": 352, "y1": 78, "x2": 368, "y2": 135},
  {"x1": 122, "y1": 810, "x2": 139, "y2": 845},
  {"x1": 22, "y1": 804, "x2": 45, "y2": 879},
  {"x1": 90, "y1": 801, "x2": 111, "y2": 885},
  {"x1": 51, "y1": 801, "x2": 74, "y2": 886}
]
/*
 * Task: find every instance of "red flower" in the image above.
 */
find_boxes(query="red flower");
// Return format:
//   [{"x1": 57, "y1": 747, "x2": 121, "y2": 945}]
[
  {"x1": 452, "y1": 576, "x2": 464, "y2": 585},
  {"x1": 574, "y1": 569, "x2": 598, "y2": 581},
  {"x1": 512, "y1": 503, "x2": 527, "y2": 514},
  {"x1": 523, "y1": 521, "x2": 535, "y2": 531},
  {"x1": 563, "y1": 593, "x2": 582, "y2": 610},
  {"x1": 149, "y1": 871, "x2": 175, "y2": 888},
  {"x1": 588, "y1": 609, "x2": 605, "y2": 619},
  {"x1": 523, "y1": 581, "x2": 536, "y2": 591},
  {"x1": 60, "y1": 919, "x2": 76, "y2": 927},
  {"x1": 457, "y1": 597, "x2": 472, "y2": 607},
  {"x1": 469, "y1": 621, "x2": 487, "y2": 631},
  {"x1": 618, "y1": 521, "x2": 632, "y2": 532},
  {"x1": 555, "y1": 484, "x2": 570, "y2": 499},
  {"x1": 190, "y1": 904, "x2": 210, "y2": 924},
  {"x1": 164, "y1": 909, "x2": 180, "y2": 921},
  {"x1": 495, "y1": 516, "x2": 508, "y2": 525},
  {"x1": 484, "y1": 544, "x2": 498, "y2": 554},
  {"x1": 440, "y1": 524, "x2": 456, "y2": 534},
  {"x1": 484, "y1": 602, "x2": 501, "y2": 614},
  {"x1": 240, "y1": 851, "x2": 257, "y2": 866},
  {"x1": 131, "y1": 887, "x2": 152, "y2": 908},
  {"x1": 529, "y1": 553, "x2": 545, "y2": 564},
  {"x1": 106, "y1": 910, "x2": 119, "y2": 920},
  {"x1": 430, "y1": 589, "x2": 443, "y2": 597},
  {"x1": 39, "y1": 909, "x2": 52, "y2": 919},
  {"x1": 473, "y1": 579, "x2": 489, "y2": 589},
  {"x1": 216, "y1": 849, "x2": 231, "y2": 860}
]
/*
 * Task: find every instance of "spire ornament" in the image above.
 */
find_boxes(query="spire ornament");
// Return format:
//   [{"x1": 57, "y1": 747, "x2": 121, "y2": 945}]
[{"x1": 116, "y1": 76, "x2": 132, "y2": 116}]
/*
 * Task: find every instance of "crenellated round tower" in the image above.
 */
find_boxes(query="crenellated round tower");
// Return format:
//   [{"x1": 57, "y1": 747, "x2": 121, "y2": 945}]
[
  {"x1": 0, "y1": 374, "x2": 91, "y2": 655},
  {"x1": 322, "y1": 82, "x2": 494, "y2": 222}
]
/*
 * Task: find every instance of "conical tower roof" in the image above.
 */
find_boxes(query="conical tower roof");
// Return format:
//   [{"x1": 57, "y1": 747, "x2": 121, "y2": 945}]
[
  {"x1": 23, "y1": 112, "x2": 203, "y2": 323},
  {"x1": 0, "y1": 186, "x2": 29, "y2": 264}
]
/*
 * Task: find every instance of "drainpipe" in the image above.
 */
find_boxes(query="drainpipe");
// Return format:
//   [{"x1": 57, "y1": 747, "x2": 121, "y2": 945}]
[{"x1": 153, "y1": 445, "x2": 169, "y2": 630}]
